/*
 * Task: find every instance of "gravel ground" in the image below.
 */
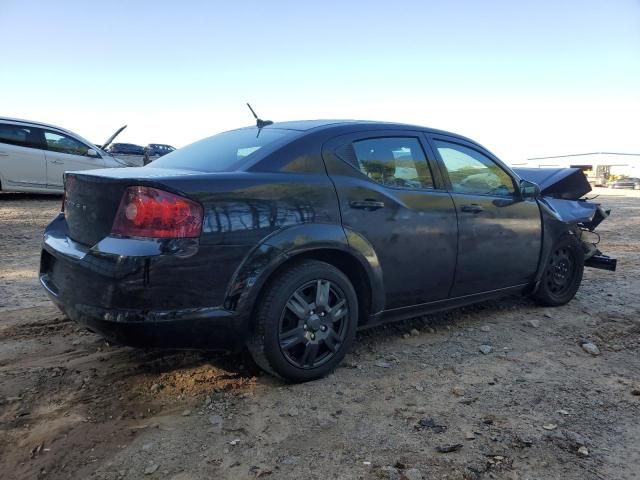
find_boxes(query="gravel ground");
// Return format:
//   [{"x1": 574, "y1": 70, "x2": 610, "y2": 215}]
[{"x1": 0, "y1": 189, "x2": 639, "y2": 480}]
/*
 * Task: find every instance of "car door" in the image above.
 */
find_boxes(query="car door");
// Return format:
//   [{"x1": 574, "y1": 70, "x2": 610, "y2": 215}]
[
  {"x1": 0, "y1": 122, "x2": 47, "y2": 189},
  {"x1": 428, "y1": 135, "x2": 542, "y2": 297},
  {"x1": 43, "y1": 130, "x2": 105, "y2": 188},
  {"x1": 323, "y1": 131, "x2": 458, "y2": 310}
]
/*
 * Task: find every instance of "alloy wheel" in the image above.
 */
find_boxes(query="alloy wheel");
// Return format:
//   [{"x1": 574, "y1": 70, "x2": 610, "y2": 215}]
[{"x1": 278, "y1": 279, "x2": 349, "y2": 369}]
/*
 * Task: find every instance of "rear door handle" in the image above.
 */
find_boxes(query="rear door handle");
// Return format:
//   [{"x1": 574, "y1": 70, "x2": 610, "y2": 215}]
[
  {"x1": 461, "y1": 204, "x2": 484, "y2": 213},
  {"x1": 0, "y1": 151, "x2": 8, "y2": 156},
  {"x1": 50, "y1": 160, "x2": 64, "y2": 164},
  {"x1": 349, "y1": 199, "x2": 385, "y2": 210}
]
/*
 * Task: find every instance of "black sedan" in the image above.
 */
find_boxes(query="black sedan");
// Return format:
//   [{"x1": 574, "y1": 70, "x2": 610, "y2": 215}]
[
  {"x1": 40, "y1": 120, "x2": 616, "y2": 381},
  {"x1": 143, "y1": 143, "x2": 176, "y2": 165},
  {"x1": 107, "y1": 142, "x2": 145, "y2": 155}
]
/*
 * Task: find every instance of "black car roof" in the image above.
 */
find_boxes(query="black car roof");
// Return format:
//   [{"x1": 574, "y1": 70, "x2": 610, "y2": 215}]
[
  {"x1": 261, "y1": 119, "x2": 472, "y2": 140},
  {"x1": 262, "y1": 120, "x2": 374, "y2": 131}
]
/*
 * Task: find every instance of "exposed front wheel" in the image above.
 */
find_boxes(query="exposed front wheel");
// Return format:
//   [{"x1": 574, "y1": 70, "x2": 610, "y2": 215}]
[
  {"x1": 532, "y1": 234, "x2": 584, "y2": 306},
  {"x1": 248, "y1": 260, "x2": 358, "y2": 382}
]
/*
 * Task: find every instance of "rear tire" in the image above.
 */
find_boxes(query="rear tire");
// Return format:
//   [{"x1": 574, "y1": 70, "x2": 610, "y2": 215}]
[
  {"x1": 247, "y1": 260, "x2": 358, "y2": 382},
  {"x1": 533, "y1": 234, "x2": 584, "y2": 306}
]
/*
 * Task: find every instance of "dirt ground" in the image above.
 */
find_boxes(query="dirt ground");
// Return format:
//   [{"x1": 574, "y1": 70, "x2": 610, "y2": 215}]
[{"x1": 1, "y1": 189, "x2": 639, "y2": 480}]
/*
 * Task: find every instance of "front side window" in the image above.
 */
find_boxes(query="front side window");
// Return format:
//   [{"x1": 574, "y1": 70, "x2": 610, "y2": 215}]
[
  {"x1": 352, "y1": 137, "x2": 434, "y2": 189},
  {"x1": 0, "y1": 123, "x2": 44, "y2": 149},
  {"x1": 435, "y1": 140, "x2": 515, "y2": 196},
  {"x1": 44, "y1": 131, "x2": 90, "y2": 156}
]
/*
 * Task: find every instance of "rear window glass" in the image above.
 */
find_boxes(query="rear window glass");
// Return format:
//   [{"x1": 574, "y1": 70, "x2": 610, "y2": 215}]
[{"x1": 150, "y1": 128, "x2": 296, "y2": 172}]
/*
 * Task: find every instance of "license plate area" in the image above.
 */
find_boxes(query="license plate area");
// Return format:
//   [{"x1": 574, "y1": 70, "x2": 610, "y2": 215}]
[
  {"x1": 40, "y1": 250, "x2": 56, "y2": 275},
  {"x1": 40, "y1": 250, "x2": 60, "y2": 295}
]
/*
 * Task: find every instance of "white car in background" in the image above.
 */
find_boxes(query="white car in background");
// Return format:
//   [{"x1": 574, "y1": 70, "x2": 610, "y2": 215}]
[{"x1": 0, "y1": 117, "x2": 132, "y2": 194}]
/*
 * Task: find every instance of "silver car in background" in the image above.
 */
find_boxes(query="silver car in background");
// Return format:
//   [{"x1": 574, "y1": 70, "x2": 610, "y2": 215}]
[
  {"x1": 0, "y1": 117, "x2": 130, "y2": 194},
  {"x1": 607, "y1": 177, "x2": 640, "y2": 190}
]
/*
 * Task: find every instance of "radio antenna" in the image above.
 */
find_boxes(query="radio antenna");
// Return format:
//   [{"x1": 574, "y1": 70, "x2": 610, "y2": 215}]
[{"x1": 246, "y1": 103, "x2": 273, "y2": 129}]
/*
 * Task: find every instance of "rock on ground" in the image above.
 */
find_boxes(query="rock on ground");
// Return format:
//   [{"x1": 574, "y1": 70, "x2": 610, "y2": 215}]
[{"x1": 581, "y1": 342, "x2": 601, "y2": 355}]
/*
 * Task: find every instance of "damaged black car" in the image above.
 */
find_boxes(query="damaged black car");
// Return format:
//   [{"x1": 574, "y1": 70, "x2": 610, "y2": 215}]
[{"x1": 39, "y1": 120, "x2": 616, "y2": 381}]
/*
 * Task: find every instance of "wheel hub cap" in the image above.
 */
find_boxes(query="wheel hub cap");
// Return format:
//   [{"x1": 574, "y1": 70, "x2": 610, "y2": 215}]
[
  {"x1": 546, "y1": 246, "x2": 576, "y2": 295},
  {"x1": 307, "y1": 313, "x2": 322, "y2": 331},
  {"x1": 553, "y1": 259, "x2": 570, "y2": 284}
]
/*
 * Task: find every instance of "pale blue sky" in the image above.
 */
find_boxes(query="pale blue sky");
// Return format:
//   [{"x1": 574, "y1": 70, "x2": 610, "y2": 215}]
[{"x1": 1, "y1": 0, "x2": 639, "y2": 161}]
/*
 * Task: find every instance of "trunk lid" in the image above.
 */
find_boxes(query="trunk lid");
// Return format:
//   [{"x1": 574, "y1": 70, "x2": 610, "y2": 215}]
[
  {"x1": 63, "y1": 168, "x2": 204, "y2": 246},
  {"x1": 64, "y1": 172, "x2": 129, "y2": 246}
]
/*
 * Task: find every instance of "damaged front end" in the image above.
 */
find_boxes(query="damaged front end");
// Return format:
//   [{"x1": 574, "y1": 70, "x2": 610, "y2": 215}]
[{"x1": 514, "y1": 167, "x2": 617, "y2": 272}]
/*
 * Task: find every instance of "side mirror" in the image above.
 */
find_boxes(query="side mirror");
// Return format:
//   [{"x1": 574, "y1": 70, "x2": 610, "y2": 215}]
[
  {"x1": 519, "y1": 179, "x2": 540, "y2": 199},
  {"x1": 86, "y1": 148, "x2": 100, "y2": 158}
]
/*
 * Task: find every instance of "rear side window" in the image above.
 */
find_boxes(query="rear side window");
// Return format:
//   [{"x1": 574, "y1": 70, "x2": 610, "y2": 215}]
[
  {"x1": 151, "y1": 128, "x2": 297, "y2": 172},
  {"x1": 44, "y1": 131, "x2": 90, "y2": 156},
  {"x1": 0, "y1": 123, "x2": 44, "y2": 149},
  {"x1": 352, "y1": 137, "x2": 434, "y2": 189}
]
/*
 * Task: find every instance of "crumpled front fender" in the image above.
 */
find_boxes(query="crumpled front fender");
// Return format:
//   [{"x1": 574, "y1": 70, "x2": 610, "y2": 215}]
[
  {"x1": 516, "y1": 167, "x2": 616, "y2": 273},
  {"x1": 539, "y1": 197, "x2": 609, "y2": 231}
]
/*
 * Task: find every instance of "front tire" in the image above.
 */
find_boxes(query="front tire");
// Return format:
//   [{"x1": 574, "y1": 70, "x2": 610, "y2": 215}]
[
  {"x1": 248, "y1": 260, "x2": 358, "y2": 382},
  {"x1": 532, "y1": 234, "x2": 584, "y2": 306}
]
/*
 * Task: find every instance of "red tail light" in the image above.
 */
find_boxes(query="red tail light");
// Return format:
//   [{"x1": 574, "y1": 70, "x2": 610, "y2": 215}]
[{"x1": 111, "y1": 186, "x2": 203, "y2": 238}]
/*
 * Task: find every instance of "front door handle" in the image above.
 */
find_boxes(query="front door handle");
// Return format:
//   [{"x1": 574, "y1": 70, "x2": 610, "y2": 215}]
[
  {"x1": 461, "y1": 204, "x2": 484, "y2": 213},
  {"x1": 349, "y1": 199, "x2": 385, "y2": 210},
  {"x1": 0, "y1": 151, "x2": 8, "y2": 156},
  {"x1": 50, "y1": 160, "x2": 64, "y2": 165}
]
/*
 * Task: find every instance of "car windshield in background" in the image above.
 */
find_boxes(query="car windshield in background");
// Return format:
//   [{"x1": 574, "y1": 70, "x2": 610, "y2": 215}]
[{"x1": 150, "y1": 128, "x2": 297, "y2": 172}]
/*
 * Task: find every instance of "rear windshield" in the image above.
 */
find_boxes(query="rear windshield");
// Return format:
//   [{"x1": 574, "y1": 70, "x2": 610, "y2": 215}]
[{"x1": 150, "y1": 128, "x2": 297, "y2": 172}]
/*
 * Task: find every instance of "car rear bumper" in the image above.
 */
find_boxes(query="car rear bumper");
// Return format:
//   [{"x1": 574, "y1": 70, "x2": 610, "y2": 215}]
[
  {"x1": 40, "y1": 280, "x2": 244, "y2": 348},
  {"x1": 39, "y1": 214, "x2": 248, "y2": 350}
]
